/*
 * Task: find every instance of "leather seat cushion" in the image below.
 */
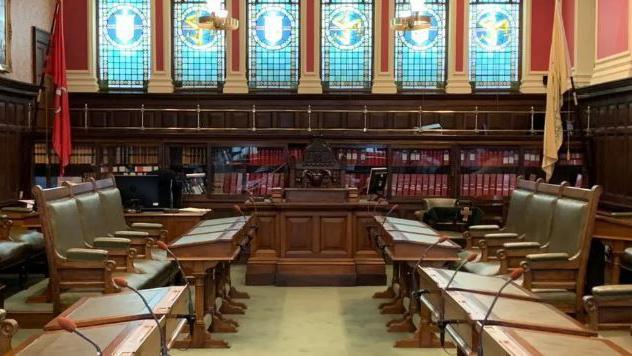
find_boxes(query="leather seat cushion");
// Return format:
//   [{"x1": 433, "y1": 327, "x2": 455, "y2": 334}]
[
  {"x1": 463, "y1": 260, "x2": 500, "y2": 276},
  {"x1": 10, "y1": 228, "x2": 45, "y2": 251},
  {"x1": 0, "y1": 241, "x2": 28, "y2": 265},
  {"x1": 592, "y1": 284, "x2": 632, "y2": 299},
  {"x1": 134, "y1": 259, "x2": 178, "y2": 289},
  {"x1": 532, "y1": 289, "x2": 576, "y2": 309}
]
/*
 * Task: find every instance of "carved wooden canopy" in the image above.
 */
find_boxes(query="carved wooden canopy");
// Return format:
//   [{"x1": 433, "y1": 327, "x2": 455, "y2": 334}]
[{"x1": 296, "y1": 139, "x2": 340, "y2": 170}]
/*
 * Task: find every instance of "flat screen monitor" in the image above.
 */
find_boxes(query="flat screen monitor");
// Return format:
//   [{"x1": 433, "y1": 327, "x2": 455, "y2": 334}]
[
  {"x1": 367, "y1": 168, "x2": 388, "y2": 195},
  {"x1": 115, "y1": 175, "x2": 162, "y2": 210}
]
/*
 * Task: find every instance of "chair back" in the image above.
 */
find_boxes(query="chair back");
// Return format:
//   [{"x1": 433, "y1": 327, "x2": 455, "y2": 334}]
[
  {"x1": 38, "y1": 187, "x2": 87, "y2": 256},
  {"x1": 547, "y1": 197, "x2": 589, "y2": 255},
  {"x1": 520, "y1": 182, "x2": 561, "y2": 244},
  {"x1": 504, "y1": 188, "x2": 534, "y2": 233},
  {"x1": 423, "y1": 198, "x2": 456, "y2": 211},
  {"x1": 94, "y1": 178, "x2": 129, "y2": 232},
  {"x1": 67, "y1": 181, "x2": 111, "y2": 244}
]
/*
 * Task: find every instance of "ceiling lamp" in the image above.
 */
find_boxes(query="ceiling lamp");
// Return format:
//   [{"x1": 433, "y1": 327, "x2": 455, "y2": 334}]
[
  {"x1": 392, "y1": 0, "x2": 431, "y2": 31},
  {"x1": 198, "y1": 0, "x2": 239, "y2": 31}
]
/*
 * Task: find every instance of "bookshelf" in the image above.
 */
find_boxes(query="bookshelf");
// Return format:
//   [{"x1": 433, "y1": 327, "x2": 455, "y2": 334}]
[
  {"x1": 333, "y1": 146, "x2": 388, "y2": 192},
  {"x1": 33, "y1": 143, "x2": 97, "y2": 188},
  {"x1": 167, "y1": 145, "x2": 209, "y2": 196},
  {"x1": 390, "y1": 148, "x2": 452, "y2": 199}
]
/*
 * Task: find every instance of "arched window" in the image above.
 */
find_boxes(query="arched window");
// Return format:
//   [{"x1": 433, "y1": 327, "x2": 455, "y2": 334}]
[
  {"x1": 322, "y1": 0, "x2": 373, "y2": 90},
  {"x1": 248, "y1": 0, "x2": 300, "y2": 89},
  {"x1": 173, "y1": 0, "x2": 226, "y2": 89},
  {"x1": 97, "y1": 0, "x2": 151, "y2": 90},
  {"x1": 469, "y1": 0, "x2": 521, "y2": 89},
  {"x1": 395, "y1": 0, "x2": 447, "y2": 90}
]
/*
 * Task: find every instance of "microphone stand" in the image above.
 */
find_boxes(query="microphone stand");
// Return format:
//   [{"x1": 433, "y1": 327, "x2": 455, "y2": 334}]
[
  {"x1": 157, "y1": 241, "x2": 195, "y2": 338},
  {"x1": 58, "y1": 317, "x2": 103, "y2": 356},
  {"x1": 438, "y1": 253, "x2": 478, "y2": 345},
  {"x1": 114, "y1": 279, "x2": 169, "y2": 356}
]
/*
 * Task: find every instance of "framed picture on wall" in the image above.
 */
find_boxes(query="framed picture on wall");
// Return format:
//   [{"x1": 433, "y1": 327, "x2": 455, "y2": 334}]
[{"x1": 0, "y1": 0, "x2": 11, "y2": 73}]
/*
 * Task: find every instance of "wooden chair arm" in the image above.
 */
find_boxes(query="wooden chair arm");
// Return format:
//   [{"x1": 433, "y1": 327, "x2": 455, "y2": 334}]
[
  {"x1": 0, "y1": 216, "x2": 12, "y2": 241},
  {"x1": 0, "y1": 315, "x2": 17, "y2": 355},
  {"x1": 57, "y1": 257, "x2": 120, "y2": 294}
]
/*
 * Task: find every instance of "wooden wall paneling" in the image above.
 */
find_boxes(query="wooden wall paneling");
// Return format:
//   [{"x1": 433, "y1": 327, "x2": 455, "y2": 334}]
[{"x1": 319, "y1": 214, "x2": 351, "y2": 257}]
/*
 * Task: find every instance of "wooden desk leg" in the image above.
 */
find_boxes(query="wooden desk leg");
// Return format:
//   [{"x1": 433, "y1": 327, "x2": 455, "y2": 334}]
[
  {"x1": 610, "y1": 241, "x2": 624, "y2": 284},
  {"x1": 374, "y1": 261, "x2": 397, "y2": 299},
  {"x1": 210, "y1": 267, "x2": 240, "y2": 333},
  {"x1": 173, "y1": 270, "x2": 229, "y2": 349},
  {"x1": 394, "y1": 303, "x2": 451, "y2": 348},
  {"x1": 380, "y1": 263, "x2": 406, "y2": 314},
  {"x1": 387, "y1": 265, "x2": 416, "y2": 332},
  {"x1": 226, "y1": 263, "x2": 250, "y2": 299}
]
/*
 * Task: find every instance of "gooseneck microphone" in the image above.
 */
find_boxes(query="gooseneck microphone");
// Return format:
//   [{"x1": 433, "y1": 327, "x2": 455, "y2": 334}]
[
  {"x1": 57, "y1": 317, "x2": 103, "y2": 356},
  {"x1": 113, "y1": 277, "x2": 169, "y2": 356},
  {"x1": 234, "y1": 204, "x2": 247, "y2": 222},
  {"x1": 156, "y1": 240, "x2": 195, "y2": 336},
  {"x1": 410, "y1": 235, "x2": 450, "y2": 299},
  {"x1": 477, "y1": 268, "x2": 525, "y2": 356},
  {"x1": 444, "y1": 253, "x2": 478, "y2": 290}
]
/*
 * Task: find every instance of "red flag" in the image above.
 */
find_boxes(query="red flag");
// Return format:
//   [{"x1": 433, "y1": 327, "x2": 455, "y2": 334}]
[{"x1": 47, "y1": 1, "x2": 71, "y2": 175}]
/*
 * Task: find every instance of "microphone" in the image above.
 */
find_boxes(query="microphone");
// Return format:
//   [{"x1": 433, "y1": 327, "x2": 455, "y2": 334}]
[
  {"x1": 410, "y1": 235, "x2": 450, "y2": 299},
  {"x1": 234, "y1": 204, "x2": 247, "y2": 222},
  {"x1": 113, "y1": 277, "x2": 169, "y2": 356},
  {"x1": 156, "y1": 241, "x2": 195, "y2": 336},
  {"x1": 57, "y1": 317, "x2": 103, "y2": 356},
  {"x1": 380, "y1": 204, "x2": 399, "y2": 228},
  {"x1": 444, "y1": 253, "x2": 478, "y2": 290},
  {"x1": 477, "y1": 268, "x2": 525, "y2": 356}
]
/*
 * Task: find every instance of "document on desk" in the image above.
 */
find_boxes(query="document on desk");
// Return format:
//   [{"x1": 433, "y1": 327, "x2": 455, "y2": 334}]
[
  {"x1": 387, "y1": 223, "x2": 438, "y2": 236},
  {"x1": 171, "y1": 231, "x2": 227, "y2": 246},
  {"x1": 188, "y1": 223, "x2": 241, "y2": 235}
]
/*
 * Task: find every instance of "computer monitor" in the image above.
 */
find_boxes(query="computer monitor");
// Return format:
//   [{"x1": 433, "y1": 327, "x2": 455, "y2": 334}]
[
  {"x1": 115, "y1": 175, "x2": 162, "y2": 210},
  {"x1": 367, "y1": 167, "x2": 388, "y2": 195}
]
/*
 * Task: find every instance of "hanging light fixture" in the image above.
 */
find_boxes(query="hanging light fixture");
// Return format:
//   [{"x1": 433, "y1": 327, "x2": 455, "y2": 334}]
[
  {"x1": 392, "y1": 0, "x2": 431, "y2": 31},
  {"x1": 198, "y1": 0, "x2": 239, "y2": 31}
]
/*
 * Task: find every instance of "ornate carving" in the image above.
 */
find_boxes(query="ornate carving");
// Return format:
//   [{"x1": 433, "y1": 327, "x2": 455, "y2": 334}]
[{"x1": 295, "y1": 140, "x2": 343, "y2": 188}]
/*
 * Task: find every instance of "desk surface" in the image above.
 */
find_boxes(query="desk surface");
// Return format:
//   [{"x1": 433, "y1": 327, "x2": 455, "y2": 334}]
[
  {"x1": 11, "y1": 320, "x2": 160, "y2": 356},
  {"x1": 482, "y1": 326, "x2": 632, "y2": 356},
  {"x1": 45, "y1": 286, "x2": 187, "y2": 331},
  {"x1": 125, "y1": 208, "x2": 211, "y2": 218}
]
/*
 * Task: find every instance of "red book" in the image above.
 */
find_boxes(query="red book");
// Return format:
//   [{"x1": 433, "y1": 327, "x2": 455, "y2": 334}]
[
  {"x1": 415, "y1": 174, "x2": 422, "y2": 196},
  {"x1": 474, "y1": 175, "x2": 482, "y2": 197},
  {"x1": 391, "y1": 173, "x2": 398, "y2": 196},
  {"x1": 441, "y1": 175, "x2": 448, "y2": 196},
  {"x1": 462, "y1": 174, "x2": 469, "y2": 197},
  {"x1": 429, "y1": 174, "x2": 436, "y2": 196},
  {"x1": 421, "y1": 174, "x2": 428, "y2": 196},
  {"x1": 496, "y1": 174, "x2": 503, "y2": 196},
  {"x1": 403, "y1": 174, "x2": 410, "y2": 196}
]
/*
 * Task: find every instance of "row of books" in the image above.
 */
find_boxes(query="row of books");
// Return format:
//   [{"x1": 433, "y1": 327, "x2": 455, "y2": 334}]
[
  {"x1": 558, "y1": 152, "x2": 584, "y2": 166},
  {"x1": 288, "y1": 148, "x2": 304, "y2": 162},
  {"x1": 182, "y1": 147, "x2": 207, "y2": 165},
  {"x1": 33, "y1": 144, "x2": 96, "y2": 165},
  {"x1": 213, "y1": 172, "x2": 285, "y2": 195},
  {"x1": 390, "y1": 174, "x2": 450, "y2": 197},
  {"x1": 343, "y1": 173, "x2": 370, "y2": 191},
  {"x1": 460, "y1": 174, "x2": 518, "y2": 198},
  {"x1": 460, "y1": 150, "x2": 520, "y2": 167},
  {"x1": 248, "y1": 148, "x2": 286, "y2": 166},
  {"x1": 523, "y1": 151, "x2": 542, "y2": 167},
  {"x1": 100, "y1": 165, "x2": 159, "y2": 174},
  {"x1": 335, "y1": 149, "x2": 388, "y2": 166},
  {"x1": 183, "y1": 175, "x2": 207, "y2": 195},
  {"x1": 391, "y1": 149, "x2": 450, "y2": 167},
  {"x1": 103, "y1": 146, "x2": 160, "y2": 165}
]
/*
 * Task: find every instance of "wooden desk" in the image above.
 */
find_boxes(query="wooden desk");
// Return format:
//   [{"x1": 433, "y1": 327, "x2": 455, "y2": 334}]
[
  {"x1": 369, "y1": 217, "x2": 461, "y2": 346},
  {"x1": 45, "y1": 286, "x2": 188, "y2": 344},
  {"x1": 443, "y1": 290, "x2": 596, "y2": 355},
  {"x1": 245, "y1": 200, "x2": 387, "y2": 286},
  {"x1": 593, "y1": 212, "x2": 632, "y2": 284},
  {"x1": 168, "y1": 216, "x2": 255, "y2": 348},
  {"x1": 9, "y1": 319, "x2": 163, "y2": 355},
  {"x1": 125, "y1": 209, "x2": 212, "y2": 243},
  {"x1": 482, "y1": 326, "x2": 631, "y2": 356}
]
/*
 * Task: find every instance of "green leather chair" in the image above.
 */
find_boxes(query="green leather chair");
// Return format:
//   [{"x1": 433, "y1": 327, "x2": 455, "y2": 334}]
[
  {"x1": 464, "y1": 179, "x2": 539, "y2": 252},
  {"x1": 0, "y1": 309, "x2": 17, "y2": 354},
  {"x1": 584, "y1": 284, "x2": 632, "y2": 330}
]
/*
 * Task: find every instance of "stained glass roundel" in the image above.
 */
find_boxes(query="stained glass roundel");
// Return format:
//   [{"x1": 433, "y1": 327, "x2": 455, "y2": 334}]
[
  {"x1": 178, "y1": 7, "x2": 220, "y2": 49},
  {"x1": 474, "y1": 6, "x2": 514, "y2": 51},
  {"x1": 398, "y1": 8, "x2": 441, "y2": 51},
  {"x1": 105, "y1": 4, "x2": 147, "y2": 49},
  {"x1": 325, "y1": 6, "x2": 368, "y2": 50},
  {"x1": 254, "y1": 6, "x2": 295, "y2": 50}
]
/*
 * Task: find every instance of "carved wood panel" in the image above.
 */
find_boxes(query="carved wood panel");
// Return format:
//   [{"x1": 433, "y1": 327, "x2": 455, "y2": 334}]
[
  {"x1": 253, "y1": 213, "x2": 277, "y2": 253},
  {"x1": 283, "y1": 215, "x2": 315, "y2": 257},
  {"x1": 319, "y1": 215, "x2": 350, "y2": 256}
]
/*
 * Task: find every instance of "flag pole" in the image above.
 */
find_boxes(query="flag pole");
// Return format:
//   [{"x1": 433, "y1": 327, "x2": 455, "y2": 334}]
[{"x1": 35, "y1": 0, "x2": 61, "y2": 185}]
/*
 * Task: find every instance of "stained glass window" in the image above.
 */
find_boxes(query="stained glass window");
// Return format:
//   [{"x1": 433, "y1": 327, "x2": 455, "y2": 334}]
[
  {"x1": 322, "y1": 0, "x2": 373, "y2": 90},
  {"x1": 97, "y1": 0, "x2": 151, "y2": 90},
  {"x1": 248, "y1": 0, "x2": 299, "y2": 89},
  {"x1": 395, "y1": 0, "x2": 447, "y2": 90},
  {"x1": 173, "y1": 0, "x2": 225, "y2": 89},
  {"x1": 469, "y1": 0, "x2": 521, "y2": 89}
]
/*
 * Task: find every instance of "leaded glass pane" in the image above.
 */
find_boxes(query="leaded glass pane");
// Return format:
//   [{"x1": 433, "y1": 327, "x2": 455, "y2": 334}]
[
  {"x1": 322, "y1": 0, "x2": 373, "y2": 90},
  {"x1": 469, "y1": 0, "x2": 521, "y2": 89},
  {"x1": 248, "y1": 0, "x2": 299, "y2": 89},
  {"x1": 395, "y1": 0, "x2": 447, "y2": 90},
  {"x1": 173, "y1": 0, "x2": 226, "y2": 89},
  {"x1": 97, "y1": 0, "x2": 151, "y2": 90}
]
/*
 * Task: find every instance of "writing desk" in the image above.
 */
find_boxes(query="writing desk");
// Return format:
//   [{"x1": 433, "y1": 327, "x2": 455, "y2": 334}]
[
  {"x1": 369, "y1": 217, "x2": 461, "y2": 346},
  {"x1": 9, "y1": 319, "x2": 162, "y2": 355},
  {"x1": 45, "y1": 286, "x2": 188, "y2": 344},
  {"x1": 125, "y1": 209, "x2": 213, "y2": 243},
  {"x1": 167, "y1": 216, "x2": 255, "y2": 348},
  {"x1": 443, "y1": 290, "x2": 596, "y2": 355},
  {"x1": 593, "y1": 211, "x2": 632, "y2": 284},
  {"x1": 482, "y1": 326, "x2": 631, "y2": 356}
]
